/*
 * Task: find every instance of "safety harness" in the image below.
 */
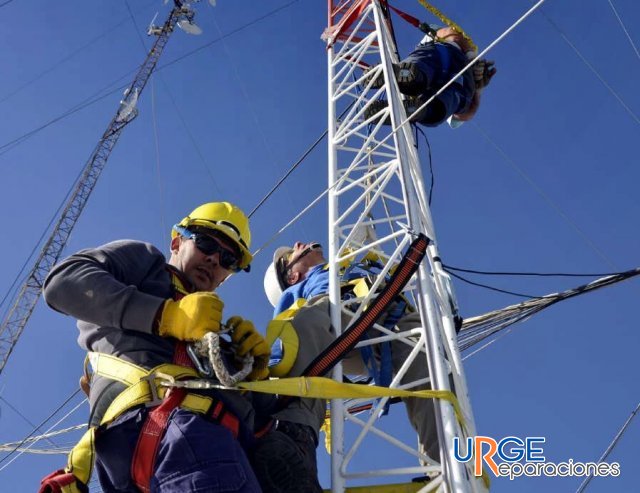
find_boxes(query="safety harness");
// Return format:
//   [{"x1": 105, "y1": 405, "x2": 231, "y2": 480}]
[
  {"x1": 39, "y1": 268, "x2": 242, "y2": 493},
  {"x1": 267, "y1": 234, "x2": 429, "y2": 418}
]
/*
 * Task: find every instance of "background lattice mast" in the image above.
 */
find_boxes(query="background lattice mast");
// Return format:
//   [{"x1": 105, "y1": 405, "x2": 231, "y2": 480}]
[{"x1": 0, "y1": 3, "x2": 189, "y2": 374}]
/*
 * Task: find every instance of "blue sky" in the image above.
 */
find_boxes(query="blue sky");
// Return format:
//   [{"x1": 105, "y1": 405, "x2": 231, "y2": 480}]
[{"x1": 0, "y1": 1, "x2": 638, "y2": 491}]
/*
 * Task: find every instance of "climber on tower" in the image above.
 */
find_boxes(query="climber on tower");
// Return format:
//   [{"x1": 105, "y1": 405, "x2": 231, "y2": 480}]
[
  {"x1": 261, "y1": 241, "x2": 453, "y2": 486},
  {"x1": 365, "y1": 25, "x2": 496, "y2": 127}
]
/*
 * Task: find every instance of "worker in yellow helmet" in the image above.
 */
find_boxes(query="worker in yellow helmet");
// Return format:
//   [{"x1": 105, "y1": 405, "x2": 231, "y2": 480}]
[{"x1": 40, "y1": 202, "x2": 269, "y2": 493}]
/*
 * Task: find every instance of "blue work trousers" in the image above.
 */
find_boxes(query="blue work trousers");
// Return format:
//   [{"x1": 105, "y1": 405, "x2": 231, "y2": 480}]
[
  {"x1": 403, "y1": 42, "x2": 474, "y2": 126},
  {"x1": 94, "y1": 407, "x2": 262, "y2": 492}
]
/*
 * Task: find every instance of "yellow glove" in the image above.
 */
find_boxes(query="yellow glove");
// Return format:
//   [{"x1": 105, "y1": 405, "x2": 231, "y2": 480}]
[
  {"x1": 157, "y1": 292, "x2": 223, "y2": 341},
  {"x1": 226, "y1": 316, "x2": 271, "y2": 381}
]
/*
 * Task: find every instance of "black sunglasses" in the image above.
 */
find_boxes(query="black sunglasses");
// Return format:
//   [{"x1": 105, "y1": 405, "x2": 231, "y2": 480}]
[{"x1": 177, "y1": 226, "x2": 241, "y2": 271}]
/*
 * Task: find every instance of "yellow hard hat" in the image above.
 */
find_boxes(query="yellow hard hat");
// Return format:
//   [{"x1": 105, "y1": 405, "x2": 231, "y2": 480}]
[{"x1": 172, "y1": 202, "x2": 253, "y2": 271}]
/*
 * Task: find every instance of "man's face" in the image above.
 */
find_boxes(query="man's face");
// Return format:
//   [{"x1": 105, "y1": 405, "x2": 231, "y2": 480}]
[
  {"x1": 284, "y1": 242, "x2": 325, "y2": 283},
  {"x1": 169, "y1": 231, "x2": 239, "y2": 291}
]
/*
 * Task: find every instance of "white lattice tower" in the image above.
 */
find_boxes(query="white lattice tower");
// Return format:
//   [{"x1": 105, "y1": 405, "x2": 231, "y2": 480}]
[{"x1": 324, "y1": 1, "x2": 486, "y2": 491}]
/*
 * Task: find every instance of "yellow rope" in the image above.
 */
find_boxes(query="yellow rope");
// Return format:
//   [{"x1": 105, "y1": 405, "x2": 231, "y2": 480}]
[{"x1": 416, "y1": 0, "x2": 477, "y2": 52}]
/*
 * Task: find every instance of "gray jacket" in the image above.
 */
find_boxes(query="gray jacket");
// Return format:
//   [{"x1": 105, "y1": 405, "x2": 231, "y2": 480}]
[{"x1": 44, "y1": 239, "x2": 259, "y2": 428}]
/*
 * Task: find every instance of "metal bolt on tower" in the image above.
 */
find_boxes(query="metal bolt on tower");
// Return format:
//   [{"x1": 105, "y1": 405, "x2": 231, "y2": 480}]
[
  {"x1": 0, "y1": 1, "x2": 197, "y2": 374},
  {"x1": 324, "y1": 1, "x2": 486, "y2": 491}
]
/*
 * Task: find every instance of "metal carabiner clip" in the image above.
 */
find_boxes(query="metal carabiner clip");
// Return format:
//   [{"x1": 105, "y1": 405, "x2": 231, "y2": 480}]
[{"x1": 186, "y1": 343, "x2": 214, "y2": 378}]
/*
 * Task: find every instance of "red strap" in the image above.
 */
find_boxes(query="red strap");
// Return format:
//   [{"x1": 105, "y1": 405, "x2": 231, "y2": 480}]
[
  {"x1": 39, "y1": 469, "x2": 82, "y2": 493},
  {"x1": 210, "y1": 400, "x2": 239, "y2": 439},
  {"x1": 131, "y1": 388, "x2": 187, "y2": 492},
  {"x1": 130, "y1": 383, "x2": 242, "y2": 490},
  {"x1": 253, "y1": 418, "x2": 275, "y2": 439},
  {"x1": 129, "y1": 266, "x2": 206, "y2": 491},
  {"x1": 220, "y1": 413, "x2": 240, "y2": 439},
  {"x1": 172, "y1": 341, "x2": 194, "y2": 367},
  {"x1": 387, "y1": 3, "x2": 421, "y2": 28},
  {"x1": 131, "y1": 266, "x2": 235, "y2": 491},
  {"x1": 168, "y1": 266, "x2": 197, "y2": 369},
  {"x1": 210, "y1": 401, "x2": 224, "y2": 419}
]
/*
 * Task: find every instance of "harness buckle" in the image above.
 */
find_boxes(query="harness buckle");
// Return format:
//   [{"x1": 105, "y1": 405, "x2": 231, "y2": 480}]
[{"x1": 141, "y1": 371, "x2": 175, "y2": 408}]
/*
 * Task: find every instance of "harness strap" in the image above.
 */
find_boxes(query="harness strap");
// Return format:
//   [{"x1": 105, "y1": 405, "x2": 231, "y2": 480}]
[
  {"x1": 347, "y1": 269, "x2": 408, "y2": 416},
  {"x1": 132, "y1": 387, "x2": 188, "y2": 492},
  {"x1": 210, "y1": 400, "x2": 240, "y2": 439},
  {"x1": 131, "y1": 265, "x2": 241, "y2": 489},
  {"x1": 386, "y1": 3, "x2": 422, "y2": 29},
  {"x1": 129, "y1": 267, "x2": 205, "y2": 491},
  {"x1": 39, "y1": 469, "x2": 87, "y2": 493},
  {"x1": 49, "y1": 351, "x2": 239, "y2": 491},
  {"x1": 100, "y1": 368, "x2": 211, "y2": 424},
  {"x1": 130, "y1": 384, "x2": 241, "y2": 493},
  {"x1": 173, "y1": 341, "x2": 194, "y2": 367},
  {"x1": 243, "y1": 376, "x2": 465, "y2": 426},
  {"x1": 89, "y1": 352, "x2": 206, "y2": 423},
  {"x1": 269, "y1": 234, "x2": 428, "y2": 416},
  {"x1": 42, "y1": 265, "x2": 236, "y2": 492}
]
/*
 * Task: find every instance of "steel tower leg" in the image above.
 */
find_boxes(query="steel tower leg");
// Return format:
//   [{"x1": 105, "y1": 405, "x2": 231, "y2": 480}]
[{"x1": 325, "y1": 1, "x2": 486, "y2": 491}]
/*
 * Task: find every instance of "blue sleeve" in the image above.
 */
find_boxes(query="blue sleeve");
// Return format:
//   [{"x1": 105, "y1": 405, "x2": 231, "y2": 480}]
[
  {"x1": 301, "y1": 267, "x2": 330, "y2": 300},
  {"x1": 273, "y1": 266, "x2": 330, "y2": 317},
  {"x1": 273, "y1": 290, "x2": 295, "y2": 317}
]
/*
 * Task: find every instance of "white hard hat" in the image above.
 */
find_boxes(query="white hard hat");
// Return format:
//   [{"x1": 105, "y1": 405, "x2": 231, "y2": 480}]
[{"x1": 264, "y1": 246, "x2": 293, "y2": 307}]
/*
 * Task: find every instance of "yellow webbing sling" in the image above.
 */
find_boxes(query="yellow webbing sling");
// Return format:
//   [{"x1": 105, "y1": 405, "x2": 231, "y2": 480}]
[{"x1": 58, "y1": 353, "x2": 213, "y2": 489}]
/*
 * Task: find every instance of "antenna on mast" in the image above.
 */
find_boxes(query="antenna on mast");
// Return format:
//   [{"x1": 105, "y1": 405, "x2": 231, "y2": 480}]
[
  {"x1": 117, "y1": 87, "x2": 139, "y2": 123},
  {"x1": 177, "y1": 18, "x2": 203, "y2": 35},
  {"x1": 177, "y1": 3, "x2": 203, "y2": 35},
  {"x1": 147, "y1": 12, "x2": 162, "y2": 36}
]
